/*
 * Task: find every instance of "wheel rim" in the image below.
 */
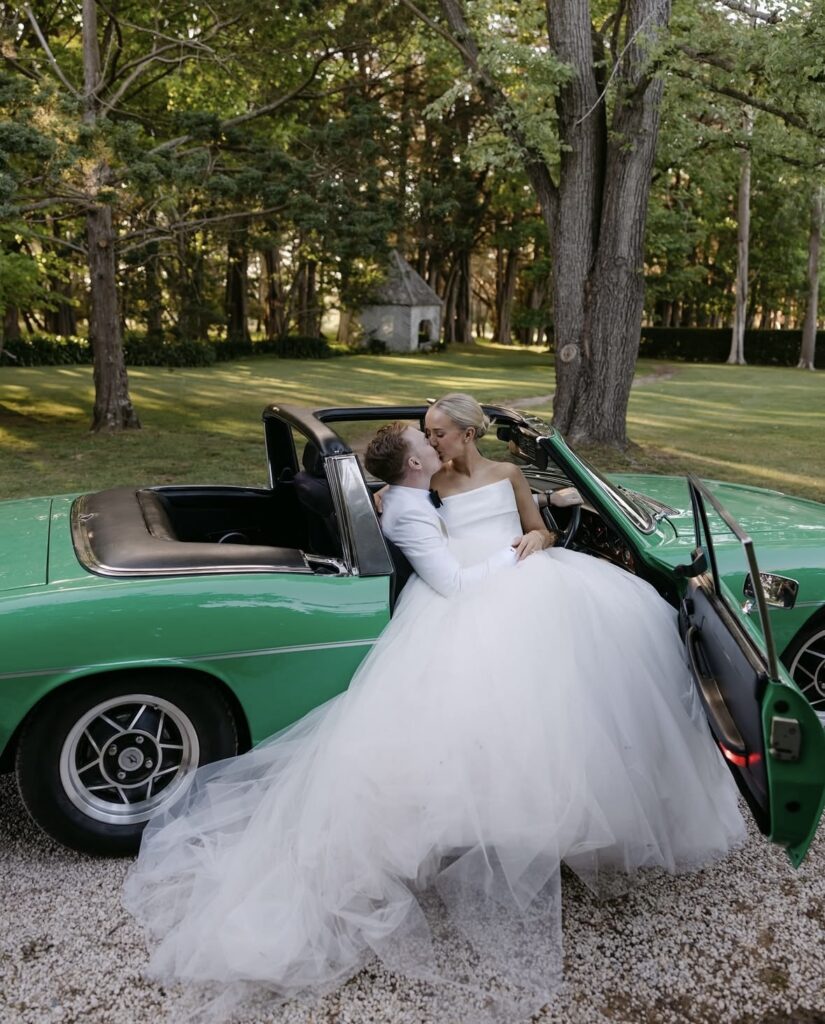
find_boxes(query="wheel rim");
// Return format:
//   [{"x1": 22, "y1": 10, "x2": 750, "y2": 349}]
[
  {"x1": 59, "y1": 693, "x2": 200, "y2": 825},
  {"x1": 789, "y1": 628, "x2": 825, "y2": 728}
]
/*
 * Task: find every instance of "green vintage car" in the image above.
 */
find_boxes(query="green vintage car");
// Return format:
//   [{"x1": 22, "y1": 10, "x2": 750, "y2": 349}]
[{"x1": 1, "y1": 403, "x2": 824, "y2": 861}]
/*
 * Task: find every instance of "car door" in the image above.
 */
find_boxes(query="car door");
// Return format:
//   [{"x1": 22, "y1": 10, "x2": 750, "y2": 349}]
[{"x1": 680, "y1": 475, "x2": 825, "y2": 867}]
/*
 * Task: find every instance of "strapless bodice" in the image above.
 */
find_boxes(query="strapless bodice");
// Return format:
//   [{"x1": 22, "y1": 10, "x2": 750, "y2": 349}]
[{"x1": 439, "y1": 479, "x2": 522, "y2": 564}]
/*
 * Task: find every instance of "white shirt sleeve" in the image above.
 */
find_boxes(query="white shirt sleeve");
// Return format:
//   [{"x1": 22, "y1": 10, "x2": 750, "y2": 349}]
[{"x1": 385, "y1": 504, "x2": 516, "y2": 598}]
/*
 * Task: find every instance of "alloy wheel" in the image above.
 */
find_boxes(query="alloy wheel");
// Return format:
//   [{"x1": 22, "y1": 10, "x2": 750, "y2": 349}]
[
  {"x1": 59, "y1": 693, "x2": 200, "y2": 825},
  {"x1": 788, "y1": 627, "x2": 825, "y2": 728}
]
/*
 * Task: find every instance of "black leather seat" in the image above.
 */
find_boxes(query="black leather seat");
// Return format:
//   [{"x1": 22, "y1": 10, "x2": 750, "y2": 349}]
[
  {"x1": 293, "y1": 445, "x2": 413, "y2": 607},
  {"x1": 293, "y1": 444, "x2": 342, "y2": 556}
]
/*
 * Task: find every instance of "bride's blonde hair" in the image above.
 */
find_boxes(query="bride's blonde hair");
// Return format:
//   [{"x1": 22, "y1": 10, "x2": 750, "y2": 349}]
[{"x1": 431, "y1": 393, "x2": 490, "y2": 440}]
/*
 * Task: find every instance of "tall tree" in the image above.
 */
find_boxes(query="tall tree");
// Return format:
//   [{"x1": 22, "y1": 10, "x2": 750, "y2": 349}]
[
  {"x1": 403, "y1": 0, "x2": 672, "y2": 445},
  {"x1": 80, "y1": 0, "x2": 140, "y2": 430},
  {"x1": 798, "y1": 186, "x2": 822, "y2": 370},
  {"x1": 728, "y1": 109, "x2": 753, "y2": 364}
]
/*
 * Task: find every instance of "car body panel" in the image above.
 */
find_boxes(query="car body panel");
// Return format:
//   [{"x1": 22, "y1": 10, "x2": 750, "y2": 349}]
[
  {"x1": 0, "y1": 563, "x2": 389, "y2": 756},
  {"x1": 0, "y1": 498, "x2": 52, "y2": 592},
  {"x1": 538, "y1": 435, "x2": 825, "y2": 659},
  {"x1": 2, "y1": 401, "x2": 824, "y2": 861},
  {"x1": 681, "y1": 477, "x2": 825, "y2": 865}
]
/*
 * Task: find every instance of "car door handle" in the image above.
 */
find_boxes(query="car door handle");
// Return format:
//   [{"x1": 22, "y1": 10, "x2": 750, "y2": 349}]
[{"x1": 685, "y1": 625, "x2": 747, "y2": 755}]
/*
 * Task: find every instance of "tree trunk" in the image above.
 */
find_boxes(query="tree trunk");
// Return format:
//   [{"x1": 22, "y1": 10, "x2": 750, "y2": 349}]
[
  {"x1": 225, "y1": 229, "x2": 250, "y2": 342},
  {"x1": 176, "y1": 232, "x2": 209, "y2": 341},
  {"x1": 87, "y1": 201, "x2": 140, "y2": 430},
  {"x1": 456, "y1": 251, "x2": 471, "y2": 342},
  {"x1": 144, "y1": 243, "x2": 164, "y2": 341},
  {"x1": 442, "y1": 263, "x2": 458, "y2": 344},
  {"x1": 262, "y1": 246, "x2": 288, "y2": 340},
  {"x1": 2, "y1": 239, "x2": 22, "y2": 343},
  {"x1": 438, "y1": 0, "x2": 670, "y2": 445},
  {"x1": 728, "y1": 111, "x2": 753, "y2": 365},
  {"x1": 549, "y1": 0, "x2": 670, "y2": 444},
  {"x1": 494, "y1": 248, "x2": 519, "y2": 345},
  {"x1": 798, "y1": 187, "x2": 822, "y2": 371},
  {"x1": 43, "y1": 221, "x2": 77, "y2": 336},
  {"x1": 83, "y1": 0, "x2": 139, "y2": 431},
  {"x1": 294, "y1": 260, "x2": 319, "y2": 336}
]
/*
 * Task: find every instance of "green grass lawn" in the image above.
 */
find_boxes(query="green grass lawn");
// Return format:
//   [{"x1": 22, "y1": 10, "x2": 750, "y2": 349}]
[{"x1": 1, "y1": 344, "x2": 823, "y2": 502}]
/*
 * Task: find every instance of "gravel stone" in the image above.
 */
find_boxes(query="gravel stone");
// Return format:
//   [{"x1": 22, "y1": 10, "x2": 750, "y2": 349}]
[{"x1": 1, "y1": 774, "x2": 823, "y2": 1024}]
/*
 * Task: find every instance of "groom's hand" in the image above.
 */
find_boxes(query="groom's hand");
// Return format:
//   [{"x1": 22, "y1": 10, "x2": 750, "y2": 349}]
[{"x1": 372, "y1": 485, "x2": 389, "y2": 515}]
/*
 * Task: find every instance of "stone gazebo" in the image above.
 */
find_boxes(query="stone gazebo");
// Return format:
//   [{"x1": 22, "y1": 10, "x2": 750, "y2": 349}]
[{"x1": 359, "y1": 251, "x2": 442, "y2": 352}]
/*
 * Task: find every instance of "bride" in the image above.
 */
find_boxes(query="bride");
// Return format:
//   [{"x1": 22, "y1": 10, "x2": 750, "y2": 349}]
[{"x1": 123, "y1": 393, "x2": 745, "y2": 1020}]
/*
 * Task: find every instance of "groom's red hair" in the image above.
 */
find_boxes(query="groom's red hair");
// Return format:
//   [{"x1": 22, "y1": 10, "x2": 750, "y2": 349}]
[{"x1": 364, "y1": 421, "x2": 410, "y2": 484}]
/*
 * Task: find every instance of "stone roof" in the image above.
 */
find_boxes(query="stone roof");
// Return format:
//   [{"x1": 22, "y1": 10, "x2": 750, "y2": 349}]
[{"x1": 369, "y1": 250, "x2": 442, "y2": 307}]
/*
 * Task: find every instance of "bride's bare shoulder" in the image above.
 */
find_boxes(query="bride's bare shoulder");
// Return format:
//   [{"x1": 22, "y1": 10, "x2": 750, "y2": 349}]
[{"x1": 486, "y1": 460, "x2": 520, "y2": 483}]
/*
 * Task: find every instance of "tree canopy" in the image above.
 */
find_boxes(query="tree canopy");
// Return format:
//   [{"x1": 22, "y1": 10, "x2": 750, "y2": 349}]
[{"x1": 1, "y1": 0, "x2": 823, "y2": 439}]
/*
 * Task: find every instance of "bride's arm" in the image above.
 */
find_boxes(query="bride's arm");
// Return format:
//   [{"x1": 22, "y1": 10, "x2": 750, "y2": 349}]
[{"x1": 501, "y1": 465, "x2": 556, "y2": 560}]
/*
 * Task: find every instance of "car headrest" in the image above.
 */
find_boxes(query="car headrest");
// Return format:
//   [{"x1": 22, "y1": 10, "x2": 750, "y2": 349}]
[
  {"x1": 293, "y1": 471, "x2": 334, "y2": 517},
  {"x1": 301, "y1": 442, "x2": 325, "y2": 477}
]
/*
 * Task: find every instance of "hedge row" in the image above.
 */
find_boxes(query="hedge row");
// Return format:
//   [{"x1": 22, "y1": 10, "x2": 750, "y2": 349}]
[
  {"x1": 638, "y1": 328, "x2": 825, "y2": 368},
  {"x1": 0, "y1": 334, "x2": 336, "y2": 367}
]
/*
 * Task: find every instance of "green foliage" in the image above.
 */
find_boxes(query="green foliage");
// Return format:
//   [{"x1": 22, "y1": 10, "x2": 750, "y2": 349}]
[
  {"x1": 639, "y1": 327, "x2": 825, "y2": 368},
  {"x1": 1, "y1": 333, "x2": 336, "y2": 366},
  {"x1": 1, "y1": 0, "x2": 823, "y2": 374},
  {"x1": 0, "y1": 334, "x2": 89, "y2": 365},
  {"x1": 0, "y1": 250, "x2": 48, "y2": 319},
  {"x1": 215, "y1": 336, "x2": 334, "y2": 360}
]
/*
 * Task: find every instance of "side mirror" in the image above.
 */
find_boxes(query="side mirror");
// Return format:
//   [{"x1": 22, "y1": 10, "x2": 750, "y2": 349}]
[{"x1": 744, "y1": 572, "x2": 798, "y2": 610}]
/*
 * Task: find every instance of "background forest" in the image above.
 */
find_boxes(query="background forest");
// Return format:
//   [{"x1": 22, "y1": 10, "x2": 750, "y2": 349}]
[{"x1": 1, "y1": 0, "x2": 824, "y2": 432}]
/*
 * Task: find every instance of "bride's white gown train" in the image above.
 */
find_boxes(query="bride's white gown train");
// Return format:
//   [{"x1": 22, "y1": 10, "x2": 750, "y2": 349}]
[{"x1": 123, "y1": 480, "x2": 745, "y2": 1019}]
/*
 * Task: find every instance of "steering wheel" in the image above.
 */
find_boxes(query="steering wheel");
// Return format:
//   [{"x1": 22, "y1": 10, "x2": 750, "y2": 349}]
[{"x1": 540, "y1": 497, "x2": 582, "y2": 549}]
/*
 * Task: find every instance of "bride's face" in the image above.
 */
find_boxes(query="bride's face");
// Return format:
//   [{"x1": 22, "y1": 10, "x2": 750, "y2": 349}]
[{"x1": 424, "y1": 408, "x2": 471, "y2": 463}]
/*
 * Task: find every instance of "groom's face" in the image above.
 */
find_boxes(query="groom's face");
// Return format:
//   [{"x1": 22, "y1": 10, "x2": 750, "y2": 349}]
[{"x1": 403, "y1": 427, "x2": 441, "y2": 479}]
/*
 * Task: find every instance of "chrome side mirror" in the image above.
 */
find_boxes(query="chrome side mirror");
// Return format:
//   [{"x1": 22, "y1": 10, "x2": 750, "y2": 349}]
[{"x1": 744, "y1": 572, "x2": 799, "y2": 610}]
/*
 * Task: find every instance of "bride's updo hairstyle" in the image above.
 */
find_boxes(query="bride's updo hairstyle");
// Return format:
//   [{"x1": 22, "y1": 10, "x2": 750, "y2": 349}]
[{"x1": 431, "y1": 393, "x2": 489, "y2": 440}]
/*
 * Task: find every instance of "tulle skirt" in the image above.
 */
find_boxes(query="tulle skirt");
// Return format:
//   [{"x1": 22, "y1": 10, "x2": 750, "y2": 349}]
[{"x1": 122, "y1": 547, "x2": 745, "y2": 1021}]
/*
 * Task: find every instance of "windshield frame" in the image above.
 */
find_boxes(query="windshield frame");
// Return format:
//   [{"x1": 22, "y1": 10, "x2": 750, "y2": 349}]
[{"x1": 537, "y1": 432, "x2": 656, "y2": 534}]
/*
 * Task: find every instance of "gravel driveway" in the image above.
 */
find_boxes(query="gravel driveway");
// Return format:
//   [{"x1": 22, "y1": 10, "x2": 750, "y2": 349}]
[{"x1": 1, "y1": 773, "x2": 823, "y2": 1024}]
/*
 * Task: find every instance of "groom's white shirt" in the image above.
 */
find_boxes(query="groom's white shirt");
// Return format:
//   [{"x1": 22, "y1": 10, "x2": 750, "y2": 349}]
[{"x1": 380, "y1": 485, "x2": 516, "y2": 598}]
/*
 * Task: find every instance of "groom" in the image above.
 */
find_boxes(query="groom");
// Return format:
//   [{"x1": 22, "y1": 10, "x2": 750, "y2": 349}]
[{"x1": 364, "y1": 421, "x2": 517, "y2": 598}]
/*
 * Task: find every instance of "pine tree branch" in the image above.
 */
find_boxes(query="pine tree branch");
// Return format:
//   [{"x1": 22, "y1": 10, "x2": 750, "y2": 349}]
[
  {"x1": 673, "y1": 68, "x2": 821, "y2": 137},
  {"x1": 141, "y1": 52, "x2": 331, "y2": 164},
  {"x1": 715, "y1": 0, "x2": 781, "y2": 24},
  {"x1": 395, "y1": 0, "x2": 474, "y2": 63},
  {"x1": 118, "y1": 205, "x2": 287, "y2": 253},
  {"x1": 101, "y1": 16, "x2": 238, "y2": 114},
  {"x1": 21, "y1": 4, "x2": 80, "y2": 98},
  {"x1": 400, "y1": 0, "x2": 558, "y2": 212}
]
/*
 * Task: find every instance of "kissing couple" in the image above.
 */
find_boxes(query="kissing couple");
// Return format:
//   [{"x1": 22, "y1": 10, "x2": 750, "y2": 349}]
[{"x1": 124, "y1": 393, "x2": 745, "y2": 1022}]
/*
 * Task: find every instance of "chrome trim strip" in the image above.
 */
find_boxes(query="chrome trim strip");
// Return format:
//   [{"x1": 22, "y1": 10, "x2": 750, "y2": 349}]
[
  {"x1": 0, "y1": 638, "x2": 378, "y2": 682},
  {"x1": 80, "y1": 561, "x2": 315, "y2": 579},
  {"x1": 325, "y1": 455, "x2": 358, "y2": 575}
]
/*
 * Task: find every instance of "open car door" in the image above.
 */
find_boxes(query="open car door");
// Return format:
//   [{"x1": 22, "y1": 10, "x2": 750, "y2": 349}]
[{"x1": 681, "y1": 476, "x2": 825, "y2": 867}]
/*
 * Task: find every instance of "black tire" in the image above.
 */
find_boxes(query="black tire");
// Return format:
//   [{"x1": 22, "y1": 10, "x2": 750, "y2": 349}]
[
  {"x1": 16, "y1": 672, "x2": 239, "y2": 856},
  {"x1": 781, "y1": 614, "x2": 825, "y2": 726}
]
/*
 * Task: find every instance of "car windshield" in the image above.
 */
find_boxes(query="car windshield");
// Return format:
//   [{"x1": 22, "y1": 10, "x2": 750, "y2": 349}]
[{"x1": 545, "y1": 440, "x2": 655, "y2": 533}]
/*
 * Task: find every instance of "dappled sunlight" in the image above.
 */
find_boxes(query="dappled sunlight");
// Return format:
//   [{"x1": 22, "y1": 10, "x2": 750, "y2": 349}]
[
  {"x1": 0, "y1": 429, "x2": 37, "y2": 450},
  {"x1": 654, "y1": 446, "x2": 823, "y2": 497},
  {"x1": 1, "y1": 353, "x2": 823, "y2": 503}
]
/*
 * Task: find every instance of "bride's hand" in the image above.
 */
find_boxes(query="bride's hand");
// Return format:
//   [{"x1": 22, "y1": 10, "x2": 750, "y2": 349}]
[{"x1": 512, "y1": 529, "x2": 555, "y2": 560}]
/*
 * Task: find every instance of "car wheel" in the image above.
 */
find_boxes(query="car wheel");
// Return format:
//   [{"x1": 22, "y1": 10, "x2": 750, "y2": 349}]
[
  {"x1": 16, "y1": 673, "x2": 239, "y2": 855},
  {"x1": 783, "y1": 618, "x2": 825, "y2": 728}
]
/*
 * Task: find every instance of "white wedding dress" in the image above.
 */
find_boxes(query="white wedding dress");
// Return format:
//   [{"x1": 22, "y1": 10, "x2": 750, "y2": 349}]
[{"x1": 123, "y1": 479, "x2": 745, "y2": 1020}]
